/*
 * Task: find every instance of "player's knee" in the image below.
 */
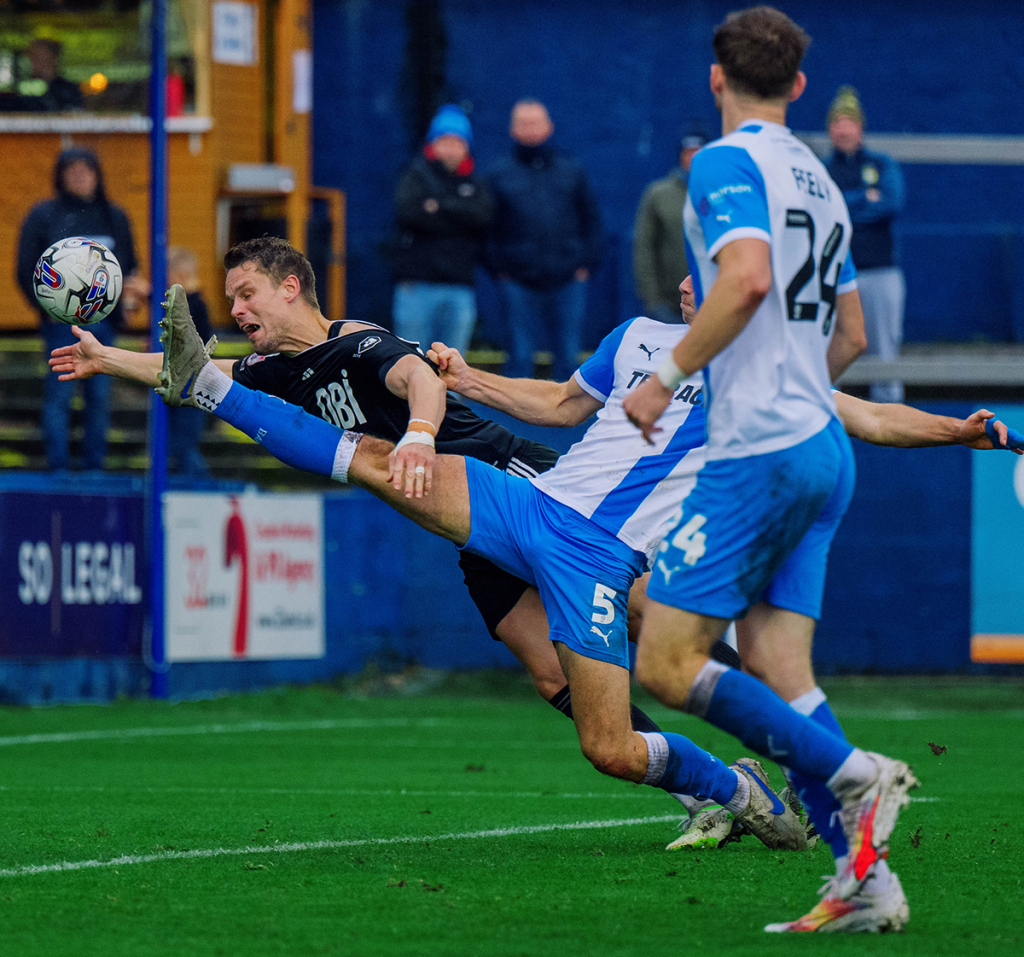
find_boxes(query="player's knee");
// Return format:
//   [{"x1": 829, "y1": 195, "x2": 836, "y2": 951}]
[
  {"x1": 634, "y1": 642, "x2": 701, "y2": 707},
  {"x1": 579, "y1": 739, "x2": 633, "y2": 780}
]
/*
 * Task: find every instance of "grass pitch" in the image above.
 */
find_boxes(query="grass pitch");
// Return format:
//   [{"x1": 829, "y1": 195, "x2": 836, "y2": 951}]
[{"x1": 0, "y1": 674, "x2": 1021, "y2": 956}]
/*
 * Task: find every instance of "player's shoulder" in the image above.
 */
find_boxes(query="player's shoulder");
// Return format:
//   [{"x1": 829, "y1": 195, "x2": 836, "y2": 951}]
[{"x1": 601, "y1": 316, "x2": 687, "y2": 368}]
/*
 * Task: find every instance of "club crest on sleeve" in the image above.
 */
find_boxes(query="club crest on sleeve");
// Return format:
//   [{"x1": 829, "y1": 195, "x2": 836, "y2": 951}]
[{"x1": 356, "y1": 336, "x2": 381, "y2": 356}]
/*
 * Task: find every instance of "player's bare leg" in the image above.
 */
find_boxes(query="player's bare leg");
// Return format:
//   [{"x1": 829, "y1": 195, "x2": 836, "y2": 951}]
[
  {"x1": 735, "y1": 603, "x2": 817, "y2": 701},
  {"x1": 553, "y1": 643, "x2": 648, "y2": 781},
  {"x1": 493, "y1": 590, "x2": 567, "y2": 700},
  {"x1": 633, "y1": 599, "x2": 730, "y2": 706}
]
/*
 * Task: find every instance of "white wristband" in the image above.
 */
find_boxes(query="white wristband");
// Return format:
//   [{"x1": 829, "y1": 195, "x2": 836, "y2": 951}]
[
  {"x1": 655, "y1": 355, "x2": 685, "y2": 391},
  {"x1": 395, "y1": 430, "x2": 435, "y2": 452}
]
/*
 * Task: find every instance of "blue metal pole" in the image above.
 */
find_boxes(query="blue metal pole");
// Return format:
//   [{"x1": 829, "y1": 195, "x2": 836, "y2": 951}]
[{"x1": 147, "y1": 0, "x2": 169, "y2": 698}]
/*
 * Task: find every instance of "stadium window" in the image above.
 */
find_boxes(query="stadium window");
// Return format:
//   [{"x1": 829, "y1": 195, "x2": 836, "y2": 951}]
[{"x1": 0, "y1": 0, "x2": 205, "y2": 115}]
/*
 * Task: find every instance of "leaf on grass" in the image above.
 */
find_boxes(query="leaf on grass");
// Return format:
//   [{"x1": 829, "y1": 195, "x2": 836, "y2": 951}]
[
  {"x1": 387, "y1": 879, "x2": 407, "y2": 888},
  {"x1": 928, "y1": 741, "x2": 947, "y2": 755},
  {"x1": 909, "y1": 827, "x2": 922, "y2": 849},
  {"x1": 465, "y1": 764, "x2": 485, "y2": 772},
  {"x1": 420, "y1": 881, "x2": 445, "y2": 892},
  {"x1": 243, "y1": 862, "x2": 269, "y2": 871}
]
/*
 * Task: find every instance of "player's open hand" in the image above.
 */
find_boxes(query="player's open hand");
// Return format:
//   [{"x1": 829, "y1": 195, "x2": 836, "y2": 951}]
[
  {"x1": 388, "y1": 443, "x2": 435, "y2": 499},
  {"x1": 47, "y1": 325, "x2": 103, "y2": 381},
  {"x1": 622, "y1": 375, "x2": 672, "y2": 445},
  {"x1": 426, "y1": 341, "x2": 471, "y2": 394},
  {"x1": 961, "y1": 409, "x2": 1024, "y2": 454}
]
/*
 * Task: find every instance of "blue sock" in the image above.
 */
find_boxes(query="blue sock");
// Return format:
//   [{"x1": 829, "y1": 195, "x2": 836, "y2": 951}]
[
  {"x1": 693, "y1": 665, "x2": 854, "y2": 781},
  {"x1": 640, "y1": 731, "x2": 739, "y2": 806},
  {"x1": 789, "y1": 694, "x2": 849, "y2": 857},
  {"x1": 217, "y1": 383, "x2": 343, "y2": 478}
]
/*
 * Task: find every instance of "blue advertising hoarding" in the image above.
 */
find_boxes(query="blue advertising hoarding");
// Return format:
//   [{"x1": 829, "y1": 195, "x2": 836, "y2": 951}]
[
  {"x1": 0, "y1": 491, "x2": 145, "y2": 658},
  {"x1": 971, "y1": 404, "x2": 1024, "y2": 664}
]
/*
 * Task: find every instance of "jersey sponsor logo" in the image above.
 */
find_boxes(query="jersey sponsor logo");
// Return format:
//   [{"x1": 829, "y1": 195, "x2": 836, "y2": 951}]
[
  {"x1": 637, "y1": 343, "x2": 660, "y2": 361},
  {"x1": 314, "y1": 370, "x2": 367, "y2": 430},
  {"x1": 356, "y1": 335, "x2": 381, "y2": 356},
  {"x1": 707, "y1": 183, "x2": 752, "y2": 204},
  {"x1": 625, "y1": 370, "x2": 704, "y2": 406}
]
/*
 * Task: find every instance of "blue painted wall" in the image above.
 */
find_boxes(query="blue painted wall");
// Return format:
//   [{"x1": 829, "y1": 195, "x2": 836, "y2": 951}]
[
  {"x1": 4, "y1": 402, "x2": 1013, "y2": 703},
  {"x1": 312, "y1": 0, "x2": 1024, "y2": 344}
]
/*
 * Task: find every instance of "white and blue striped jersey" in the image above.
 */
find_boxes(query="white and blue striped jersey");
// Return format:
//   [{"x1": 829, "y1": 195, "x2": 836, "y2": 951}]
[
  {"x1": 683, "y1": 121, "x2": 858, "y2": 461},
  {"x1": 531, "y1": 317, "x2": 706, "y2": 563}
]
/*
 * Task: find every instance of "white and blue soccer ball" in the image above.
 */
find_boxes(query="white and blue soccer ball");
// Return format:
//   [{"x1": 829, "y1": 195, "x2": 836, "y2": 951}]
[{"x1": 33, "y1": 237, "x2": 123, "y2": 325}]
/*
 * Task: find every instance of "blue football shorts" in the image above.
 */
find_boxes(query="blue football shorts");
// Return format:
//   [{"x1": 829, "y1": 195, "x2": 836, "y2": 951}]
[
  {"x1": 647, "y1": 416, "x2": 855, "y2": 621},
  {"x1": 461, "y1": 457, "x2": 646, "y2": 669}
]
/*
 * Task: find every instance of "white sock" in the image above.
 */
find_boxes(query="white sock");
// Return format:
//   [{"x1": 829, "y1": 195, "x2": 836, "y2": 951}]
[
  {"x1": 827, "y1": 748, "x2": 879, "y2": 800},
  {"x1": 638, "y1": 732, "x2": 669, "y2": 786},
  {"x1": 723, "y1": 769, "x2": 750, "y2": 815},
  {"x1": 194, "y1": 360, "x2": 233, "y2": 410}
]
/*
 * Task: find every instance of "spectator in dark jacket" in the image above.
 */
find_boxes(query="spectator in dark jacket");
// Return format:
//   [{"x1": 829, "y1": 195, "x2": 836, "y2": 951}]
[
  {"x1": 391, "y1": 104, "x2": 493, "y2": 355},
  {"x1": 486, "y1": 100, "x2": 604, "y2": 381},
  {"x1": 16, "y1": 146, "x2": 149, "y2": 471}
]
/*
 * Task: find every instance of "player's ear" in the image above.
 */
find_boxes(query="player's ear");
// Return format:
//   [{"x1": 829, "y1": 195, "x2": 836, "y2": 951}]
[
  {"x1": 788, "y1": 71, "x2": 807, "y2": 104},
  {"x1": 281, "y1": 273, "x2": 302, "y2": 303},
  {"x1": 709, "y1": 63, "x2": 725, "y2": 96}
]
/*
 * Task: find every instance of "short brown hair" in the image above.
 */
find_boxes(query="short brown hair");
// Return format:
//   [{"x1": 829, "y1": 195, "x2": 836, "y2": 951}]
[
  {"x1": 713, "y1": 6, "x2": 811, "y2": 101},
  {"x1": 224, "y1": 237, "x2": 319, "y2": 309}
]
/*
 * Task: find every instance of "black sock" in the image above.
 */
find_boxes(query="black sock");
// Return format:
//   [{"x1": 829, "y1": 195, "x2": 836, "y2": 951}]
[
  {"x1": 711, "y1": 637, "x2": 742, "y2": 670},
  {"x1": 547, "y1": 685, "x2": 663, "y2": 734},
  {"x1": 548, "y1": 685, "x2": 573, "y2": 719},
  {"x1": 629, "y1": 703, "x2": 662, "y2": 733}
]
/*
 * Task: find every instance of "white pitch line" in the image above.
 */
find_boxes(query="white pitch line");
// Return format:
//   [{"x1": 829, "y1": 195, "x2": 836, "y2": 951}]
[
  {"x1": 0, "y1": 717, "x2": 454, "y2": 747},
  {"x1": 0, "y1": 814, "x2": 680, "y2": 878},
  {"x1": 0, "y1": 783, "x2": 650, "y2": 801}
]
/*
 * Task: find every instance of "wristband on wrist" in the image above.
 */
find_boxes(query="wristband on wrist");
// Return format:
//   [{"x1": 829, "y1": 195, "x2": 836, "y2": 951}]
[
  {"x1": 407, "y1": 417, "x2": 437, "y2": 435},
  {"x1": 395, "y1": 430, "x2": 435, "y2": 452},
  {"x1": 655, "y1": 355, "x2": 685, "y2": 391}
]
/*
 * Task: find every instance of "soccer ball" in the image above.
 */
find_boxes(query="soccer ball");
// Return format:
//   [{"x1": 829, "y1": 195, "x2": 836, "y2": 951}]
[{"x1": 33, "y1": 237, "x2": 123, "y2": 325}]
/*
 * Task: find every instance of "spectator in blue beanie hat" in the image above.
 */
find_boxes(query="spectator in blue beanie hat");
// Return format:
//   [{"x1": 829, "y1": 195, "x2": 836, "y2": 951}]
[{"x1": 390, "y1": 104, "x2": 492, "y2": 355}]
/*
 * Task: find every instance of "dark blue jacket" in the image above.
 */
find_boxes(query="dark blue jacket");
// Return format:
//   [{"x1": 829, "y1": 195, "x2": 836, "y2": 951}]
[
  {"x1": 485, "y1": 143, "x2": 604, "y2": 290},
  {"x1": 825, "y1": 146, "x2": 905, "y2": 270},
  {"x1": 391, "y1": 152, "x2": 493, "y2": 286}
]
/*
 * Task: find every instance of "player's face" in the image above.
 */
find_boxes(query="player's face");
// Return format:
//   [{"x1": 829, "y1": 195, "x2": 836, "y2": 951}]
[
  {"x1": 225, "y1": 263, "x2": 294, "y2": 354},
  {"x1": 679, "y1": 275, "x2": 695, "y2": 324}
]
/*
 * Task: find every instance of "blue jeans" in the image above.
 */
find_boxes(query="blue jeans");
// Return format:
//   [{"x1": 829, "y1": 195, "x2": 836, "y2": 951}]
[
  {"x1": 392, "y1": 281, "x2": 476, "y2": 354},
  {"x1": 41, "y1": 320, "x2": 116, "y2": 471},
  {"x1": 167, "y1": 406, "x2": 210, "y2": 477},
  {"x1": 499, "y1": 277, "x2": 587, "y2": 382}
]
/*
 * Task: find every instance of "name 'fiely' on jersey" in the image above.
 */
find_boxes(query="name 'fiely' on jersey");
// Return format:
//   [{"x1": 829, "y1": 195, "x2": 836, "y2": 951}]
[
  {"x1": 531, "y1": 317, "x2": 706, "y2": 565},
  {"x1": 683, "y1": 121, "x2": 858, "y2": 462}
]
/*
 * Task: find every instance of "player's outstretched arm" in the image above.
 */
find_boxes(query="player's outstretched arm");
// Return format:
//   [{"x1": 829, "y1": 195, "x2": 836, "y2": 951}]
[
  {"x1": 428, "y1": 342, "x2": 602, "y2": 427},
  {"x1": 827, "y1": 290, "x2": 868, "y2": 381},
  {"x1": 835, "y1": 392, "x2": 1024, "y2": 453},
  {"x1": 49, "y1": 326, "x2": 235, "y2": 387}
]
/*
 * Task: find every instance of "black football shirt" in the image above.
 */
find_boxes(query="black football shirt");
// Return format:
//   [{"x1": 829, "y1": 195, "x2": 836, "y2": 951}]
[{"x1": 232, "y1": 322, "x2": 557, "y2": 473}]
